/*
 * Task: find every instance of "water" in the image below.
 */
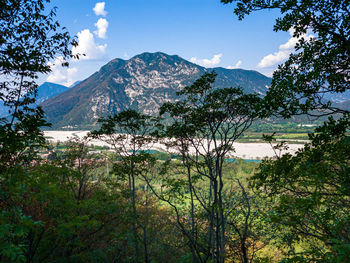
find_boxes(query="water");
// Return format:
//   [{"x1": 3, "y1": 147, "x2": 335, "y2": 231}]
[{"x1": 226, "y1": 158, "x2": 262, "y2": 163}]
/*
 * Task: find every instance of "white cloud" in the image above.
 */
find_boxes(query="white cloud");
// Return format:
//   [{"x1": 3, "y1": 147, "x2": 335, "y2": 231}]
[
  {"x1": 279, "y1": 36, "x2": 298, "y2": 50},
  {"x1": 257, "y1": 50, "x2": 290, "y2": 69},
  {"x1": 235, "y1": 60, "x2": 242, "y2": 68},
  {"x1": 47, "y1": 57, "x2": 67, "y2": 83},
  {"x1": 227, "y1": 60, "x2": 242, "y2": 69},
  {"x1": 257, "y1": 29, "x2": 312, "y2": 69},
  {"x1": 93, "y1": 2, "x2": 107, "y2": 16},
  {"x1": 72, "y1": 29, "x2": 107, "y2": 60},
  {"x1": 94, "y1": 18, "x2": 109, "y2": 39},
  {"x1": 67, "y1": 67, "x2": 78, "y2": 77},
  {"x1": 190, "y1": 53, "x2": 222, "y2": 67},
  {"x1": 65, "y1": 67, "x2": 78, "y2": 87},
  {"x1": 47, "y1": 57, "x2": 78, "y2": 86}
]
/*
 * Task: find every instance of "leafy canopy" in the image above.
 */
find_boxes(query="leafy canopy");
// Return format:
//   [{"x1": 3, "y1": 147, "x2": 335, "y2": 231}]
[
  {"x1": 222, "y1": 0, "x2": 350, "y2": 118},
  {"x1": 222, "y1": 0, "x2": 350, "y2": 261},
  {"x1": 0, "y1": 0, "x2": 77, "y2": 169}
]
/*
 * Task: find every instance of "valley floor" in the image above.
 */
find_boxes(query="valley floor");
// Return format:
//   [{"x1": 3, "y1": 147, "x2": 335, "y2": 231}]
[{"x1": 44, "y1": 130, "x2": 304, "y2": 160}]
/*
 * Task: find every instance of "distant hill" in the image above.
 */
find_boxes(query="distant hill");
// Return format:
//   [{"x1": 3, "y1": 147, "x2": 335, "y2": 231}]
[
  {"x1": 0, "y1": 82, "x2": 69, "y2": 118},
  {"x1": 323, "y1": 90, "x2": 350, "y2": 104},
  {"x1": 36, "y1": 82, "x2": 70, "y2": 104},
  {"x1": 69, "y1": 81, "x2": 82, "y2": 88},
  {"x1": 335, "y1": 99, "x2": 350, "y2": 111},
  {"x1": 41, "y1": 52, "x2": 271, "y2": 129}
]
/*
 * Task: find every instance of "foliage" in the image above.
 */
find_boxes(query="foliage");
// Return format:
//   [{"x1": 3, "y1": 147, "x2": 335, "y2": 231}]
[
  {"x1": 2, "y1": 138, "x2": 186, "y2": 262},
  {"x1": 0, "y1": 0, "x2": 77, "y2": 260},
  {"x1": 0, "y1": 0, "x2": 76, "y2": 169},
  {"x1": 90, "y1": 110, "x2": 164, "y2": 263},
  {"x1": 156, "y1": 72, "x2": 268, "y2": 263},
  {"x1": 222, "y1": 0, "x2": 350, "y2": 262},
  {"x1": 222, "y1": 0, "x2": 350, "y2": 118},
  {"x1": 1, "y1": 163, "x2": 127, "y2": 262},
  {"x1": 4, "y1": 0, "x2": 350, "y2": 261},
  {"x1": 251, "y1": 115, "x2": 350, "y2": 262}
]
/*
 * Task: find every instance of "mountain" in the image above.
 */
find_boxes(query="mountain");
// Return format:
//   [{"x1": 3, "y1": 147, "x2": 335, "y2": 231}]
[
  {"x1": 41, "y1": 52, "x2": 272, "y2": 129},
  {"x1": 36, "y1": 82, "x2": 70, "y2": 104},
  {"x1": 335, "y1": 99, "x2": 350, "y2": 111},
  {"x1": 0, "y1": 82, "x2": 69, "y2": 118},
  {"x1": 0, "y1": 102, "x2": 9, "y2": 118},
  {"x1": 69, "y1": 81, "x2": 82, "y2": 88},
  {"x1": 324, "y1": 90, "x2": 350, "y2": 104}
]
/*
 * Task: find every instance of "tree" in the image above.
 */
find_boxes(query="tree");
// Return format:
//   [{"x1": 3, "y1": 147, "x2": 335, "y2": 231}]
[
  {"x1": 90, "y1": 110, "x2": 158, "y2": 263},
  {"x1": 222, "y1": 0, "x2": 350, "y2": 261},
  {"x1": 0, "y1": 0, "x2": 76, "y2": 261},
  {"x1": 222, "y1": 0, "x2": 350, "y2": 118},
  {"x1": 12, "y1": 151, "x2": 126, "y2": 262},
  {"x1": 151, "y1": 72, "x2": 263, "y2": 263},
  {"x1": 252, "y1": 115, "x2": 350, "y2": 262},
  {"x1": 0, "y1": 0, "x2": 77, "y2": 170}
]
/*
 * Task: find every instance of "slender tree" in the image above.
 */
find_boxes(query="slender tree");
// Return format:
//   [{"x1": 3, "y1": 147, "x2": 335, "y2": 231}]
[
  {"x1": 154, "y1": 72, "x2": 262, "y2": 263},
  {"x1": 90, "y1": 110, "x2": 158, "y2": 263}
]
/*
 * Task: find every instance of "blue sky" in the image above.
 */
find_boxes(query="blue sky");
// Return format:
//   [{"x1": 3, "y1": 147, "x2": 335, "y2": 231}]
[{"x1": 45, "y1": 0, "x2": 300, "y2": 86}]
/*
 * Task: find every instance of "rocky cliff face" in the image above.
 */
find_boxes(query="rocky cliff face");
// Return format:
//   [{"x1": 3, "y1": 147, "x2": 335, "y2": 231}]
[{"x1": 41, "y1": 52, "x2": 272, "y2": 129}]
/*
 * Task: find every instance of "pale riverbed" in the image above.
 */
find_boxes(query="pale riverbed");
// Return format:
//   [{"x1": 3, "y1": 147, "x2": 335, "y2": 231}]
[{"x1": 44, "y1": 130, "x2": 305, "y2": 160}]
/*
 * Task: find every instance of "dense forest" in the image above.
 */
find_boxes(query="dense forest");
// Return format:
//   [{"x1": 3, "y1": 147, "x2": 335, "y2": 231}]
[{"x1": 0, "y1": 0, "x2": 349, "y2": 262}]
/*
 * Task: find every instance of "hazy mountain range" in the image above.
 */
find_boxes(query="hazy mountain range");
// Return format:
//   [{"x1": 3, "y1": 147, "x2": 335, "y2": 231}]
[
  {"x1": 1, "y1": 52, "x2": 349, "y2": 129},
  {"x1": 0, "y1": 82, "x2": 69, "y2": 118}
]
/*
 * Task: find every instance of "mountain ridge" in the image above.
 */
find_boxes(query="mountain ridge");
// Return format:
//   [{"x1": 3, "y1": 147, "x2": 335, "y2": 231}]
[
  {"x1": 0, "y1": 82, "x2": 69, "y2": 118},
  {"x1": 41, "y1": 52, "x2": 272, "y2": 129},
  {"x1": 36, "y1": 82, "x2": 70, "y2": 104}
]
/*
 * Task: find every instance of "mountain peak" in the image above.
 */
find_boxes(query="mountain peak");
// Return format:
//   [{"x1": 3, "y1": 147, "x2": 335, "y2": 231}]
[
  {"x1": 40, "y1": 82, "x2": 68, "y2": 87},
  {"x1": 42, "y1": 52, "x2": 272, "y2": 129},
  {"x1": 37, "y1": 82, "x2": 69, "y2": 103},
  {"x1": 132, "y1": 51, "x2": 179, "y2": 60},
  {"x1": 127, "y1": 52, "x2": 189, "y2": 69}
]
